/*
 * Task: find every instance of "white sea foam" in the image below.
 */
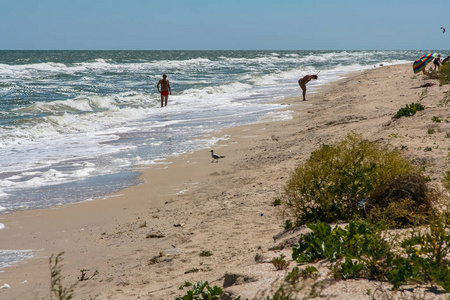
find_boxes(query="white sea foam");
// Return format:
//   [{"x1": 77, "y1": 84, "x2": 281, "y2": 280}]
[
  {"x1": 0, "y1": 250, "x2": 36, "y2": 270},
  {"x1": 0, "y1": 50, "x2": 427, "y2": 212}
]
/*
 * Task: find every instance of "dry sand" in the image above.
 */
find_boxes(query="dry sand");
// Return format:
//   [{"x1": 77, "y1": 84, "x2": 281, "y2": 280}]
[{"x1": 0, "y1": 63, "x2": 449, "y2": 299}]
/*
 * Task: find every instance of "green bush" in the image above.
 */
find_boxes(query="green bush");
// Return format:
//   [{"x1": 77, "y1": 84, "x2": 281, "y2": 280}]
[
  {"x1": 292, "y1": 220, "x2": 391, "y2": 280},
  {"x1": 293, "y1": 217, "x2": 450, "y2": 291},
  {"x1": 283, "y1": 133, "x2": 420, "y2": 225},
  {"x1": 393, "y1": 103, "x2": 424, "y2": 119},
  {"x1": 439, "y1": 62, "x2": 450, "y2": 85},
  {"x1": 387, "y1": 215, "x2": 450, "y2": 290}
]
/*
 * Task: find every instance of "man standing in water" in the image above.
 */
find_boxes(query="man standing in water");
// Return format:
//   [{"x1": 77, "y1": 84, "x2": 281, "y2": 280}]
[
  {"x1": 298, "y1": 74, "x2": 318, "y2": 101},
  {"x1": 157, "y1": 74, "x2": 171, "y2": 107}
]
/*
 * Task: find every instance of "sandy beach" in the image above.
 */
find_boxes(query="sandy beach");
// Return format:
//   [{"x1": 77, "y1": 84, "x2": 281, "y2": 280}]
[{"x1": 1, "y1": 63, "x2": 449, "y2": 299}]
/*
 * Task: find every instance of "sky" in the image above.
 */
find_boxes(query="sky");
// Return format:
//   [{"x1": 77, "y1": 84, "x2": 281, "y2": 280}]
[{"x1": 1, "y1": 0, "x2": 449, "y2": 50}]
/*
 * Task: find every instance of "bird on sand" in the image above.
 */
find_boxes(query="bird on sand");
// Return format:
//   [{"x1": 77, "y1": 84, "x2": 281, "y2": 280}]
[{"x1": 210, "y1": 150, "x2": 225, "y2": 163}]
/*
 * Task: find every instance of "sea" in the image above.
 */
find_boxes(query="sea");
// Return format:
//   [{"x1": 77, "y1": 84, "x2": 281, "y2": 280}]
[{"x1": 0, "y1": 50, "x2": 445, "y2": 269}]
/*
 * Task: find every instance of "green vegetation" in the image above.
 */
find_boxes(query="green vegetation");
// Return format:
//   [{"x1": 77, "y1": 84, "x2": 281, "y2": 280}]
[
  {"x1": 264, "y1": 286, "x2": 295, "y2": 300},
  {"x1": 444, "y1": 171, "x2": 450, "y2": 191},
  {"x1": 280, "y1": 219, "x2": 293, "y2": 231},
  {"x1": 286, "y1": 266, "x2": 318, "y2": 283},
  {"x1": 184, "y1": 268, "x2": 200, "y2": 274},
  {"x1": 291, "y1": 218, "x2": 450, "y2": 291},
  {"x1": 271, "y1": 254, "x2": 290, "y2": 270},
  {"x1": 176, "y1": 281, "x2": 247, "y2": 300},
  {"x1": 293, "y1": 221, "x2": 391, "y2": 280},
  {"x1": 283, "y1": 133, "x2": 425, "y2": 226},
  {"x1": 49, "y1": 252, "x2": 75, "y2": 300},
  {"x1": 439, "y1": 62, "x2": 450, "y2": 85},
  {"x1": 432, "y1": 116, "x2": 443, "y2": 123},
  {"x1": 199, "y1": 250, "x2": 213, "y2": 257},
  {"x1": 364, "y1": 173, "x2": 433, "y2": 227},
  {"x1": 277, "y1": 134, "x2": 450, "y2": 296},
  {"x1": 179, "y1": 281, "x2": 193, "y2": 290},
  {"x1": 272, "y1": 198, "x2": 282, "y2": 206},
  {"x1": 393, "y1": 103, "x2": 424, "y2": 119},
  {"x1": 175, "y1": 281, "x2": 222, "y2": 300}
]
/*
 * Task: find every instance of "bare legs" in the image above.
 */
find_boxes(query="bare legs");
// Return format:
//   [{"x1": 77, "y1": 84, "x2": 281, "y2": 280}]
[
  {"x1": 299, "y1": 82, "x2": 307, "y2": 101},
  {"x1": 160, "y1": 94, "x2": 168, "y2": 107}
]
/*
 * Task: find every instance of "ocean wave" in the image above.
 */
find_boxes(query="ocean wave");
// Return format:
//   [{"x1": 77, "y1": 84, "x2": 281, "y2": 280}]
[{"x1": 0, "y1": 50, "x2": 438, "y2": 213}]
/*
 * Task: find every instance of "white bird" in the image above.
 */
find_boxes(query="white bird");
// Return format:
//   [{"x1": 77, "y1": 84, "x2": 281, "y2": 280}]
[{"x1": 210, "y1": 150, "x2": 225, "y2": 163}]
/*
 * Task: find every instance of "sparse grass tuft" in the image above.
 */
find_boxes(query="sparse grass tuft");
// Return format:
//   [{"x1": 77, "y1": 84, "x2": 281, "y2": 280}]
[
  {"x1": 271, "y1": 254, "x2": 290, "y2": 271},
  {"x1": 444, "y1": 171, "x2": 450, "y2": 191},
  {"x1": 199, "y1": 250, "x2": 213, "y2": 257},
  {"x1": 49, "y1": 252, "x2": 76, "y2": 300},
  {"x1": 431, "y1": 116, "x2": 442, "y2": 123},
  {"x1": 272, "y1": 198, "x2": 282, "y2": 206}
]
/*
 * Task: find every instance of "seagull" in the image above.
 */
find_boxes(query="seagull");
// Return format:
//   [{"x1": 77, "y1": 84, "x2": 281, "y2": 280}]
[{"x1": 210, "y1": 150, "x2": 225, "y2": 163}]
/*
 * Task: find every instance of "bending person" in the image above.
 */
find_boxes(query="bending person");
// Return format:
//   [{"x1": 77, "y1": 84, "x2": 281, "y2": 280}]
[{"x1": 298, "y1": 74, "x2": 318, "y2": 101}]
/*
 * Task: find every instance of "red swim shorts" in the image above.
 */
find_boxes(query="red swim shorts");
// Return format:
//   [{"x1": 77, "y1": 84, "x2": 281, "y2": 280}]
[{"x1": 160, "y1": 90, "x2": 169, "y2": 96}]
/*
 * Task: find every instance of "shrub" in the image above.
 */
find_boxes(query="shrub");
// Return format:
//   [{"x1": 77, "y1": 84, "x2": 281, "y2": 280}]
[
  {"x1": 439, "y1": 62, "x2": 450, "y2": 85},
  {"x1": 293, "y1": 220, "x2": 391, "y2": 280},
  {"x1": 387, "y1": 215, "x2": 450, "y2": 290},
  {"x1": 365, "y1": 173, "x2": 433, "y2": 227},
  {"x1": 283, "y1": 133, "x2": 419, "y2": 225},
  {"x1": 393, "y1": 103, "x2": 424, "y2": 119},
  {"x1": 293, "y1": 217, "x2": 450, "y2": 291}
]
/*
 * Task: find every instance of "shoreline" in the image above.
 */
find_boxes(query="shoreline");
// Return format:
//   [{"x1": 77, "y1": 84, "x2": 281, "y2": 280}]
[{"x1": 1, "y1": 63, "x2": 449, "y2": 299}]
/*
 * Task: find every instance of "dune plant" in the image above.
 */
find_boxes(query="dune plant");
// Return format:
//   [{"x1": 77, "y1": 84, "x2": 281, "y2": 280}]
[
  {"x1": 432, "y1": 116, "x2": 442, "y2": 123},
  {"x1": 280, "y1": 219, "x2": 293, "y2": 231},
  {"x1": 293, "y1": 220, "x2": 392, "y2": 280},
  {"x1": 271, "y1": 254, "x2": 290, "y2": 270},
  {"x1": 365, "y1": 173, "x2": 433, "y2": 227},
  {"x1": 293, "y1": 216, "x2": 450, "y2": 291},
  {"x1": 283, "y1": 133, "x2": 421, "y2": 225},
  {"x1": 78, "y1": 269, "x2": 99, "y2": 281},
  {"x1": 175, "y1": 281, "x2": 247, "y2": 300},
  {"x1": 393, "y1": 103, "x2": 424, "y2": 119},
  {"x1": 199, "y1": 250, "x2": 213, "y2": 257},
  {"x1": 439, "y1": 62, "x2": 450, "y2": 85},
  {"x1": 49, "y1": 252, "x2": 76, "y2": 300},
  {"x1": 387, "y1": 215, "x2": 450, "y2": 290},
  {"x1": 175, "y1": 281, "x2": 222, "y2": 300},
  {"x1": 443, "y1": 171, "x2": 450, "y2": 191}
]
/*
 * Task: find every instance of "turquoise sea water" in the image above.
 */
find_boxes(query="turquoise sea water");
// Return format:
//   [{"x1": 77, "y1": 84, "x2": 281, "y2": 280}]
[{"x1": 2, "y1": 49, "x2": 449, "y2": 269}]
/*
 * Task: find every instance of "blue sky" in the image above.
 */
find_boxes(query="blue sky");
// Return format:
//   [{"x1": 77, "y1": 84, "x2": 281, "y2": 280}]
[{"x1": 1, "y1": 0, "x2": 449, "y2": 50}]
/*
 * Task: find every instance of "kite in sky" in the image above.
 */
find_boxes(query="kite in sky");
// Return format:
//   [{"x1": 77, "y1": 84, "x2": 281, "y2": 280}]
[{"x1": 441, "y1": 27, "x2": 446, "y2": 33}]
